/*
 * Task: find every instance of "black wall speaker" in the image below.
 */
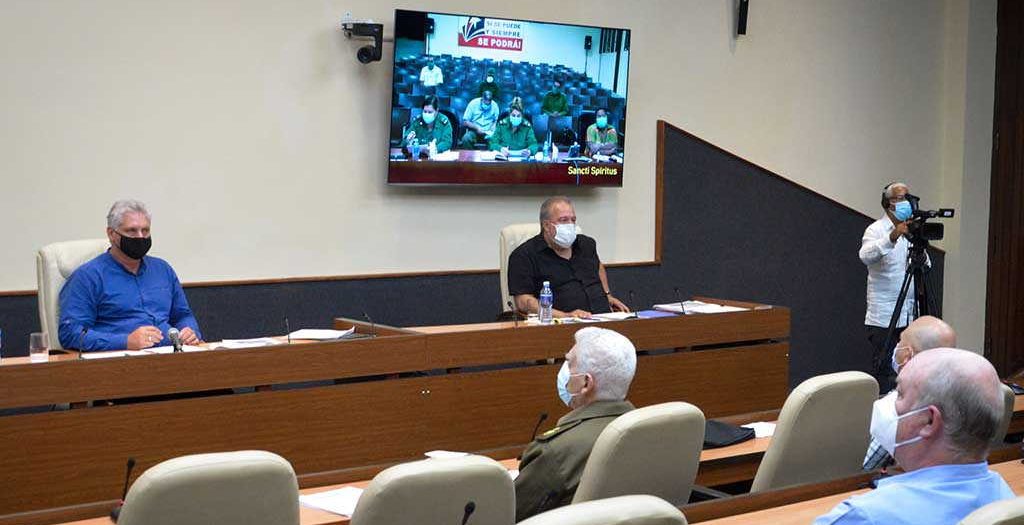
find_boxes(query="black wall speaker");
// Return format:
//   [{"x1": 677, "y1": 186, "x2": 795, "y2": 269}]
[
  {"x1": 584, "y1": 35, "x2": 592, "y2": 50},
  {"x1": 737, "y1": 0, "x2": 750, "y2": 35}
]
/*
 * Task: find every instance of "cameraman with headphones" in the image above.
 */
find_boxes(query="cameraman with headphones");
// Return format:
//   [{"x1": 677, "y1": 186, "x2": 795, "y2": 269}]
[{"x1": 859, "y1": 182, "x2": 928, "y2": 391}]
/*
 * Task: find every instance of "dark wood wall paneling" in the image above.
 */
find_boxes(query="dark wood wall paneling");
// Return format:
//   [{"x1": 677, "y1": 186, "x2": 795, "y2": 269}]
[{"x1": 987, "y1": 0, "x2": 1024, "y2": 378}]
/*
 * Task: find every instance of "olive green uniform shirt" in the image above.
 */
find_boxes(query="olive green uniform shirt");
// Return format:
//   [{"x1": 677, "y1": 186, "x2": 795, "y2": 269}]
[
  {"x1": 404, "y1": 113, "x2": 453, "y2": 154},
  {"x1": 541, "y1": 91, "x2": 569, "y2": 115},
  {"x1": 489, "y1": 117, "x2": 540, "y2": 155},
  {"x1": 514, "y1": 400, "x2": 635, "y2": 522}
]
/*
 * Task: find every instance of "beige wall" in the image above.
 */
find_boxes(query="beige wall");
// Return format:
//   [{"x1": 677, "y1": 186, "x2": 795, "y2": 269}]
[{"x1": 0, "y1": 0, "x2": 996, "y2": 347}]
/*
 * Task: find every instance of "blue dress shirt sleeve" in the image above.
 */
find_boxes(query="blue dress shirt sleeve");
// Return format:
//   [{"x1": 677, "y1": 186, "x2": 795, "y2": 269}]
[
  {"x1": 58, "y1": 267, "x2": 130, "y2": 351},
  {"x1": 813, "y1": 500, "x2": 870, "y2": 525},
  {"x1": 166, "y1": 265, "x2": 201, "y2": 340}
]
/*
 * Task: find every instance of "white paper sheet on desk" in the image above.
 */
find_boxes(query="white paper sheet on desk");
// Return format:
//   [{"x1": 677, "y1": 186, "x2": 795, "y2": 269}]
[
  {"x1": 653, "y1": 301, "x2": 747, "y2": 315},
  {"x1": 213, "y1": 337, "x2": 281, "y2": 349},
  {"x1": 300, "y1": 486, "x2": 363, "y2": 517},
  {"x1": 741, "y1": 422, "x2": 776, "y2": 438},
  {"x1": 591, "y1": 312, "x2": 637, "y2": 321},
  {"x1": 288, "y1": 328, "x2": 356, "y2": 340},
  {"x1": 80, "y1": 345, "x2": 203, "y2": 359},
  {"x1": 80, "y1": 351, "x2": 129, "y2": 359}
]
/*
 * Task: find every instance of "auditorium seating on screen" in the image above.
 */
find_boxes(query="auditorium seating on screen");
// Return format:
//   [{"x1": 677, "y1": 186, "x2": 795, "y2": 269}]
[{"x1": 391, "y1": 55, "x2": 626, "y2": 147}]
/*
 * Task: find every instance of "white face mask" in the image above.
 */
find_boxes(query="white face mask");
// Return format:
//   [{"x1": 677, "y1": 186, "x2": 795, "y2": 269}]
[
  {"x1": 870, "y1": 391, "x2": 930, "y2": 457},
  {"x1": 552, "y1": 223, "x2": 577, "y2": 248}
]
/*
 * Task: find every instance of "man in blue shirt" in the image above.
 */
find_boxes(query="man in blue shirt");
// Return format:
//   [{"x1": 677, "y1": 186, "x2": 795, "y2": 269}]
[
  {"x1": 58, "y1": 200, "x2": 202, "y2": 351},
  {"x1": 814, "y1": 348, "x2": 1014, "y2": 525}
]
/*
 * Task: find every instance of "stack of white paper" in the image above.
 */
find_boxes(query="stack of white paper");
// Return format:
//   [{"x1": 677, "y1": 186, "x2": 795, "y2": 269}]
[
  {"x1": 591, "y1": 312, "x2": 637, "y2": 321},
  {"x1": 299, "y1": 486, "x2": 363, "y2": 517},
  {"x1": 288, "y1": 327, "x2": 356, "y2": 340},
  {"x1": 653, "y1": 301, "x2": 747, "y2": 315},
  {"x1": 212, "y1": 338, "x2": 282, "y2": 350},
  {"x1": 741, "y1": 421, "x2": 777, "y2": 438},
  {"x1": 424, "y1": 450, "x2": 469, "y2": 459}
]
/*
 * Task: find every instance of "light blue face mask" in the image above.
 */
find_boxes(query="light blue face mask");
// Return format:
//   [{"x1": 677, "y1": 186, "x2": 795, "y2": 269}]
[
  {"x1": 893, "y1": 200, "x2": 913, "y2": 221},
  {"x1": 556, "y1": 362, "x2": 578, "y2": 406},
  {"x1": 596, "y1": 116, "x2": 608, "y2": 129},
  {"x1": 421, "y1": 111, "x2": 436, "y2": 125},
  {"x1": 510, "y1": 115, "x2": 523, "y2": 127}
]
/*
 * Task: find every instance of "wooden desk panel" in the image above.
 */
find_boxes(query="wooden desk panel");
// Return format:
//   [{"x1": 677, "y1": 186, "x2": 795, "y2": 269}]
[
  {"x1": 630, "y1": 344, "x2": 789, "y2": 418},
  {"x1": 0, "y1": 379, "x2": 430, "y2": 516},
  {"x1": 0, "y1": 325, "x2": 424, "y2": 410}
]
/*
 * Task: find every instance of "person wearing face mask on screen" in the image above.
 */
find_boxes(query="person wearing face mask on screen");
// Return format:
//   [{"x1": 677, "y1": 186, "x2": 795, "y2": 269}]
[
  {"x1": 813, "y1": 348, "x2": 1013, "y2": 525},
  {"x1": 514, "y1": 327, "x2": 637, "y2": 521},
  {"x1": 859, "y1": 182, "x2": 929, "y2": 391},
  {"x1": 403, "y1": 95, "x2": 453, "y2": 158},
  {"x1": 58, "y1": 199, "x2": 203, "y2": 351},
  {"x1": 508, "y1": 197, "x2": 630, "y2": 319}
]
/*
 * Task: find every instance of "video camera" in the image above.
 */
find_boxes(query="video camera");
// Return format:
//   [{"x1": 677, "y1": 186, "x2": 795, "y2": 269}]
[{"x1": 905, "y1": 194, "x2": 955, "y2": 242}]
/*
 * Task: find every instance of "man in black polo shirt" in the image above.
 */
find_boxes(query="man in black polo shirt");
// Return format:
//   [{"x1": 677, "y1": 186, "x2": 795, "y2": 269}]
[{"x1": 508, "y1": 197, "x2": 630, "y2": 318}]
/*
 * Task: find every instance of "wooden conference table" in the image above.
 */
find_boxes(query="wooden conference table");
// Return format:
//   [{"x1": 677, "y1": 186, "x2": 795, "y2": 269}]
[{"x1": 0, "y1": 297, "x2": 789, "y2": 524}]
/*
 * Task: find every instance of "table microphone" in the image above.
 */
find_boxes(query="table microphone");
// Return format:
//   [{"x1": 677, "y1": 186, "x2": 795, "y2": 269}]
[
  {"x1": 518, "y1": 412, "x2": 548, "y2": 460},
  {"x1": 674, "y1": 287, "x2": 686, "y2": 312},
  {"x1": 507, "y1": 300, "x2": 519, "y2": 328},
  {"x1": 76, "y1": 327, "x2": 89, "y2": 359},
  {"x1": 168, "y1": 328, "x2": 182, "y2": 353},
  {"x1": 460, "y1": 501, "x2": 476, "y2": 525},
  {"x1": 284, "y1": 317, "x2": 292, "y2": 344},
  {"x1": 109, "y1": 457, "x2": 136, "y2": 522},
  {"x1": 628, "y1": 290, "x2": 637, "y2": 313},
  {"x1": 362, "y1": 311, "x2": 376, "y2": 338}
]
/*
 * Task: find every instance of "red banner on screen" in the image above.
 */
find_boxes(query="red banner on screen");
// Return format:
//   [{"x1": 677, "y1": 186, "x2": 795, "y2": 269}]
[{"x1": 459, "y1": 17, "x2": 525, "y2": 53}]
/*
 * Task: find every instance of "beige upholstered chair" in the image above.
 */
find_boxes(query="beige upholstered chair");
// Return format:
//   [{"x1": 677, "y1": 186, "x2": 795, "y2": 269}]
[
  {"x1": 351, "y1": 455, "x2": 514, "y2": 525},
  {"x1": 995, "y1": 383, "x2": 1016, "y2": 447},
  {"x1": 117, "y1": 450, "x2": 299, "y2": 525},
  {"x1": 959, "y1": 497, "x2": 1024, "y2": 525},
  {"x1": 518, "y1": 495, "x2": 687, "y2": 525},
  {"x1": 499, "y1": 223, "x2": 540, "y2": 312},
  {"x1": 36, "y1": 239, "x2": 109, "y2": 349},
  {"x1": 750, "y1": 371, "x2": 878, "y2": 492},
  {"x1": 573, "y1": 402, "x2": 705, "y2": 506}
]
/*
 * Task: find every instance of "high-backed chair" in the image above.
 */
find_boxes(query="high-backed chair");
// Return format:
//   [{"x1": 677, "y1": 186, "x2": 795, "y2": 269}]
[
  {"x1": 498, "y1": 223, "x2": 540, "y2": 312},
  {"x1": 959, "y1": 497, "x2": 1024, "y2": 525},
  {"x1": 750, "y1": 371, "x2": 878, "y2": 492},
  {"x1": 351, "y1": 455, "x2": 514, "y2": 525},
  {"x1": 498, "y1": 222, "x2": 582, "y2": 312},
  {"x1": 36, "y1": 239, "x2": 109, "y2": 349},
  {"x1": 995, "y1": 383, "x2": 1016, "y2": 447},
  {"x1": 518, "y1": 495, "x2": 687, "y2": 525},
  {"x1": 573, "y1": 402, "x2": 705, "y2": 506},
  {"x1": 117, "y1": 450, "x2": 299, "y2": 525}
]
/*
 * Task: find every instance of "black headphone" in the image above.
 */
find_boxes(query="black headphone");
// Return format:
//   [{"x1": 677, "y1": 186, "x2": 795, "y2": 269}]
[{"x1": 881, "y1": 182, "x2": 902, "y2": 210}]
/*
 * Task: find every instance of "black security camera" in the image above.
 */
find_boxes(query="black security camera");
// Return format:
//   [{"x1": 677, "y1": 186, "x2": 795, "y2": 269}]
[{"x1": 345, "y1": 22, "x2": 383, "y2": 64}]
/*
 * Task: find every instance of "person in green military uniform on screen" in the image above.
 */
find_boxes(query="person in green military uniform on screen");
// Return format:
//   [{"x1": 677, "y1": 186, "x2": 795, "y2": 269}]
[
  {"x1": 540, "y1": 76, "x2": 569, "y2": 117},
  {"x1": 514, "y1": 326, "x2": 637, "y2": 522},
  {"x1": 477, "y1": 67, "x2": 501, "y2": 101},
  {"x1": 403, "y1": 95, "x2": 452, "y2": 158},
  {"x1": 585, "y1": 108, "x2": 619, "y2": 157},
  {"x1": 489, "y1": 97, "x2": 539, "y2": 157}
]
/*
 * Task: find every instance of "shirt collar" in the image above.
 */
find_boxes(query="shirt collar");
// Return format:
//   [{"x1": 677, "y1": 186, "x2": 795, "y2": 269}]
[
  {"x1": 102, "y1": 249, "x2": 147, "y2": 275},
  {"x1": 531, "y1": 233, "x2": 578, "y2": 253},
  {"x1": 558, "y1": 400, "x2": 635, "y2": 426},
  {"x1": 877, "y1": 462, "x2": 992, "y2": 488}
]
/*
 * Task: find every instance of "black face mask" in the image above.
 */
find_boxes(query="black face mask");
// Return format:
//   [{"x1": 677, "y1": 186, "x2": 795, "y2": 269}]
[{"x1": 117, "y1": 233, "x2": 152, "y2": 260}]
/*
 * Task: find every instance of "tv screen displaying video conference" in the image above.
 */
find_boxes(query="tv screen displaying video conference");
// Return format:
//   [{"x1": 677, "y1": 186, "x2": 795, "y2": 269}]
[{"x1": 388, "y1": 10, "x2": 631, "y2": 186}]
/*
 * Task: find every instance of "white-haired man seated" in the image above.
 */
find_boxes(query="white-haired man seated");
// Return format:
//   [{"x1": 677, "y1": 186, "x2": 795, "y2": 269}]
[
  {"x1": 58, "y1": 199, "x2": 202, "y2": 351},
  {"x1": 514, "y1": 327, "x2": 637, "y2": 521},
  {"x1": 815, "y1": 348, "x2": 1015, "y2": 525}
]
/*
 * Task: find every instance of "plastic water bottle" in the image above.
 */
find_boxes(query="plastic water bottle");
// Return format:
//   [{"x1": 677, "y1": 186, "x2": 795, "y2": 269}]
[{"x1": 539, "y1": 281, "x2": 554, "y2": 325}]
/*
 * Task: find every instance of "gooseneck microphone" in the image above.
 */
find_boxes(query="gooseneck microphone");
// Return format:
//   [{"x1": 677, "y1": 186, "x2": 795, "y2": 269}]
[
  {"x1": 460, "y1": 501, "x2": 476, "y2": 525},
  {"x1": 284, "y1": 317, "x2": 292, "y2": 344},
  {"x1": 628, "y1": 290, "x2": 637, "y2": 313},
  {"x1": 168, "y1": 328, "x2": 182, "y2": 353},
  {"x1": 674, "y1": 287, "x2": 685, "y2": 311},
  {"x1": 519, "y1": 412, "x2": 549, "y2": 460},
  {"x1": 109, "y1": 457, "x2": 136, "y2": 522},
  {"x1": 363, "y1": 311, "x2": 376, "y2": 338},
  {"x1": 76, "y1": 327, "x2": 89, "y2": 359},
  {"x1": 507, "y1": 300, "x2": 519, "y2": 328}
]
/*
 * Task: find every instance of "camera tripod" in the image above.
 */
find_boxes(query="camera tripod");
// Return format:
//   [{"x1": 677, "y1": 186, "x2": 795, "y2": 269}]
[{"x1": 879, "y1": 239, "x2": 936, "y2": 371}]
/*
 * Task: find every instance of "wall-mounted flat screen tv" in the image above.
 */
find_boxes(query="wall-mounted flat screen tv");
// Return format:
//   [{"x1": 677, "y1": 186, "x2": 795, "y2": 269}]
[{"x1": 388, "y1": 10, "x2": 630, "y2": 186}]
